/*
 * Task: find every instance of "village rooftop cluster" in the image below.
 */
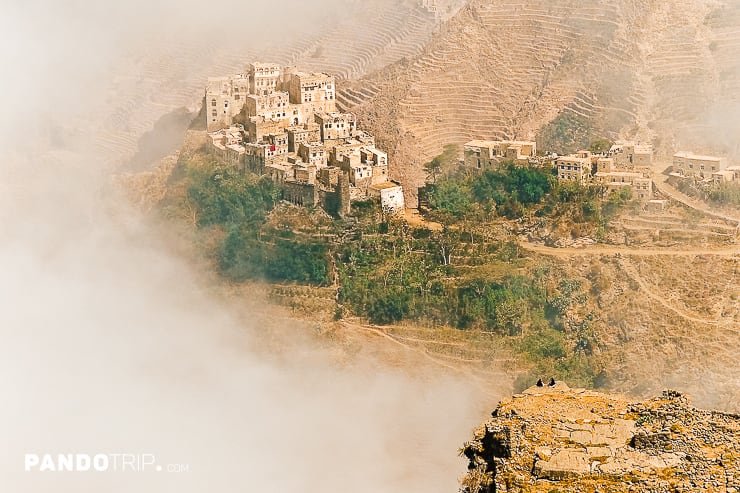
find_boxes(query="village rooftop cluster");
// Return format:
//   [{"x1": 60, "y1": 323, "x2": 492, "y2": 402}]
[
  {"x1": 205, "y1": 63, "x2": 404, "y2": 217},
  {"x1": 204, "y1": 64, "x2": 737, "y2": 218},
  {"x1": 464, "y1": 140, "x2": 656, "y2": 201},
  {"x1": 463, "y1": 139, "x2": 738, "y2": 209}
]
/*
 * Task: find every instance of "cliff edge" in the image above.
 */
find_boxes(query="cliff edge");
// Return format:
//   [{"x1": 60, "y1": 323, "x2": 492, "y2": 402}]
[{"x1": 461, "y1": 382, "x2": 740, "y2": 493}]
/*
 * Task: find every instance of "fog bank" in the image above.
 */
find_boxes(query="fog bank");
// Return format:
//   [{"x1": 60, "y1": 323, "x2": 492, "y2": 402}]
[{"x1": 0, "y1": 0, "x2": 491, "y2": 490}]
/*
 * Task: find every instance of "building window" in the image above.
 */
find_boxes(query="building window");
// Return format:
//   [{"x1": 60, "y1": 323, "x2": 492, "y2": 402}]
[{"x1": 211, "y1": 99, "x2": 217, "y2": 107}]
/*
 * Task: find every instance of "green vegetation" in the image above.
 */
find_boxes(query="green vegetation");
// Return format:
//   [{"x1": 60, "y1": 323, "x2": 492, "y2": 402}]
[
  {"x1": 423, "y1": 143, "x2": 461, "y2": 184},
  {"x1": 166, "y1": 146, "x2": 620, "y2": 387},
  {"x1": 176, "y1": 153, "x2": 330, "y2": 285},
  {"x1": 219, "y1": 228, "x2": 329, "y2": 284},
  {"x1": 472, "y1": 164, "x2": 554, "y2": 216},
  {"x1": 423, "y1": 161, "x2": 632, "y2": 239},
  {"x1": 537, "y1": 181, "x2": 633, "y2": 237},
  {"x1": 537, "y1": 112, "x2": 592, "y2": 155},
  {"x1": 187, "y1": 162, "x2": 279, "y2": 227},
  {"x1": 708, "y1": 182, "x2": 740, "y2": 206},
  {"x1": 425, "y1": 178, "x2": 473, "y2": 219},
  {"x1": 589, "y1": 138, "x2": 614, "y2": 154},
  {"x1": 425, "y1": 162, "x2": 554, "y2": 220}
]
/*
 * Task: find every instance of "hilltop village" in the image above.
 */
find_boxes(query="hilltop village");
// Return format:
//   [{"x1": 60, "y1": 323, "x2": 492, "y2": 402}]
[
  {"x1": 205, "y1": 63, "x2": 403, "y2": 217},
  {"x1": 202, "y1": 63, "x2": 738, "y2": 219},
  {"x1": 462, "y1": 139, "x2": 738, "y2": 209}
]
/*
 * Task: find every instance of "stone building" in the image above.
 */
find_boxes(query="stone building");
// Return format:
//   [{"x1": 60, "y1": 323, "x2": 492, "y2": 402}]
[
  {"x1": 594, "y1": 170, "x2": 653, "y2": 201},
  {"x1": 249, "y1": 62, "x2": 281, "y2": 96},
  {"x1": 286, "y1": 70, "x2": 336, "y2": 108},
  {"x1": 609, "y1": 142, "x2": 653, "y2": 168},
  {"x1": 464, "y1": 140, "x2": 537, "y2": 169},
  {"x1": 673, "y1": 151, "x2": 728, "y2": 178},
  {"x1": 712, "y1": 165, "x2": 740, "y2": 184},
  {"x1": 565, "y1": 151, "x2": 655, "y2": 201},
  {"x1": 298, "y1": 142, "x2": 327, "y2": 169},
  {"x1": 315, "y1": 112, "x2": 357, "y2": 142},
  {"x1": 208, "y1": 124, "x2": 247, "y2": 166},
  {"x1": 555, "y1": 151, "x2": 592, "y2": 184},
  {"x1": 205, "y1": 75, "x2": 250, "y2": 132},
  {"x1": 245, "y1": 91, "x2": 290, "y2": 121},
  {"x1": 287, "y1": 123, "x2": 321, "y2": 152},
  {"x1": 246, "y1": 116, "x2": 286, "y2": 144},
  {"x1": 369, "y1": 182, "x2": 405, "y2": 213}
]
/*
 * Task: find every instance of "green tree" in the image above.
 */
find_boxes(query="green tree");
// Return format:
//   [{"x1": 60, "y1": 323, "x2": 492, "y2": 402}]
[
  {"x1": 368, "y1": 290, "x2": 411, "y2": 325},
  {"x1": 425, "y1": 156, "x2": 443, "y2": 184},
  {"x1": 427, "y1": 179, "x2": 473, "y2": 219},
  {"x1": 188, "y1": 167, "x2": 278, "y2": 227},
  {"x1": 589, "y1": 138, "x2": 613, "y2": 154}
]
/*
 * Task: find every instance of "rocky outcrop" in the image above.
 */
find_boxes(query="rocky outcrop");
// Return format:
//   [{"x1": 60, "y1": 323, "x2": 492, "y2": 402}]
[{"x1": 461, "y1": 383, "x2": 740, "y2": 493}]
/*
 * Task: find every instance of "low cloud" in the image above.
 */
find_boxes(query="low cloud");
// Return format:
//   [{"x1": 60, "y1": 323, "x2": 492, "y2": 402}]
[{"x1": 0, "y1": 0, "x2": 491, "y2": 490}]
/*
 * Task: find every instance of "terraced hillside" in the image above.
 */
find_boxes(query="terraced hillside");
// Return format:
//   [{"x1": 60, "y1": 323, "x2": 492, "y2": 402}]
[
  {"x1": 97, "y1": 0, "x2": 467, "y2": 171},
  {"x1": 341, "y1": 0, "x2": 740, "y2": 202}
]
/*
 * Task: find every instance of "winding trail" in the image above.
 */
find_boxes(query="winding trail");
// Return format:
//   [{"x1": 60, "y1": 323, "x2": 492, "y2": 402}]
[
  {"x1": 651, "y1": 163, "x2": 740, "y2": 226},
  {"x1": 518, "y1": 239, "x2": 740, "y2": 257},
  {"x1": 616, "y1": 259, "x2": 725, "y2": 326}
]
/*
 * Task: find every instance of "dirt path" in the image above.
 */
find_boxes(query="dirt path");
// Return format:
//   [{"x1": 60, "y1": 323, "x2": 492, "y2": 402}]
[
  {"x1": 338, "y1": 320, "x2": 513, "y2": 397},
  {"x1": 652, "y1": 163, "x2": 740, "y2": 225},
  {"x1": 342, "y1": 320, "x2": 475, "y2": 373},
  {"x1": 616, "y1": 259, "x2": 725, "y2": 326},
  {"x1": 518, "y1": 239, "x2": 740, "y2": 257}
]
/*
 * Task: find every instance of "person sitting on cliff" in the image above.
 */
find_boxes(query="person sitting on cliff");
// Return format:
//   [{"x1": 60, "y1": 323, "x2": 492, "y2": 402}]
[
  {"x1": 536, "y1": 378, "x2": 544, "y2": 387},
  {"x1": 548, "y1": 377, "x2": 556, "y2": 387}
]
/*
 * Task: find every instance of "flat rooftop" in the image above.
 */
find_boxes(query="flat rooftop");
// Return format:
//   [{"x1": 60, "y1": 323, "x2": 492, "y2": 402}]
[
  {"x1": 465, "y1": 140, "x2": 535, "y2": 147},
  {"x1": 674, "y1": 151, "x2": 723, "y2": 161},
  {"x1": 370, "y1": 182, "x2": 402, "y2": 191}
]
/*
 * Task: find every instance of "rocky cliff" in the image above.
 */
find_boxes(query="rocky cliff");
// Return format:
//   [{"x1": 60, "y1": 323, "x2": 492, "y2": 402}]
[{"x1": 461, "y1": 382, "x2": 740, "y2": 493}]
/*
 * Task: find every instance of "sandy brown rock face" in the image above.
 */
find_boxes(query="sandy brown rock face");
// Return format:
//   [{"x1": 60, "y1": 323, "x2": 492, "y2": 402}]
[{"x1": 461, "y1": 383, "x2": 740, "y2": 493}]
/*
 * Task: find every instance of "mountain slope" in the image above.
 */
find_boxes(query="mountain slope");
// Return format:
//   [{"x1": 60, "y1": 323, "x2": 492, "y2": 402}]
[{"x1": 339, "y1": 0, "x2": 740, "y2": 199}]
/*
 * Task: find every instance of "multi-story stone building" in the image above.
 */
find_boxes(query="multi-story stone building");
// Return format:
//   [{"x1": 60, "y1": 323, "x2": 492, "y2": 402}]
[
  {"x1": 205, "y1": 75, "x2": 250, "y2": 131},
  {"x1": 286, "y1": 70, "x2": 336, "y2": 109},
  {"x1": 246, "y1": 116, "x2": 286, "y2": 144},
  {"x1": 249, "y1": 62, "x2": 281, "y2": 96},
  {"x1": 245, "y1": 91, "x2": 290, "y2": 121},
  {"x1": 609, "y1": 142, "x2": 653, "y2": 168},
  {"x1": 464, "y1": 140, "x2": 537, "y2": 170},
  {"x1": 673, "y1": 151, "x2": 728, "y2": 178},
  {"x1": 208, "y1": 124, "x2": 247, "y2": 166},
  {"x1": 559, "y1": 150, "x2": 654, "y2": 201},
  {"x1": 315, "y1": 112, "x2": 357, "y2": 142},
  {"x1": 298, "y1": 142, "x2": 327, "y2": 169},
  {"x1": 287, "y1": 123, "x2": 321, "y2": 152},
  {"x1": 594, "y1": 170, "x2": 653, "y2": 200},
  {"x1": 555, "y1": 151, "x2": 592, "y2": 184}
]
